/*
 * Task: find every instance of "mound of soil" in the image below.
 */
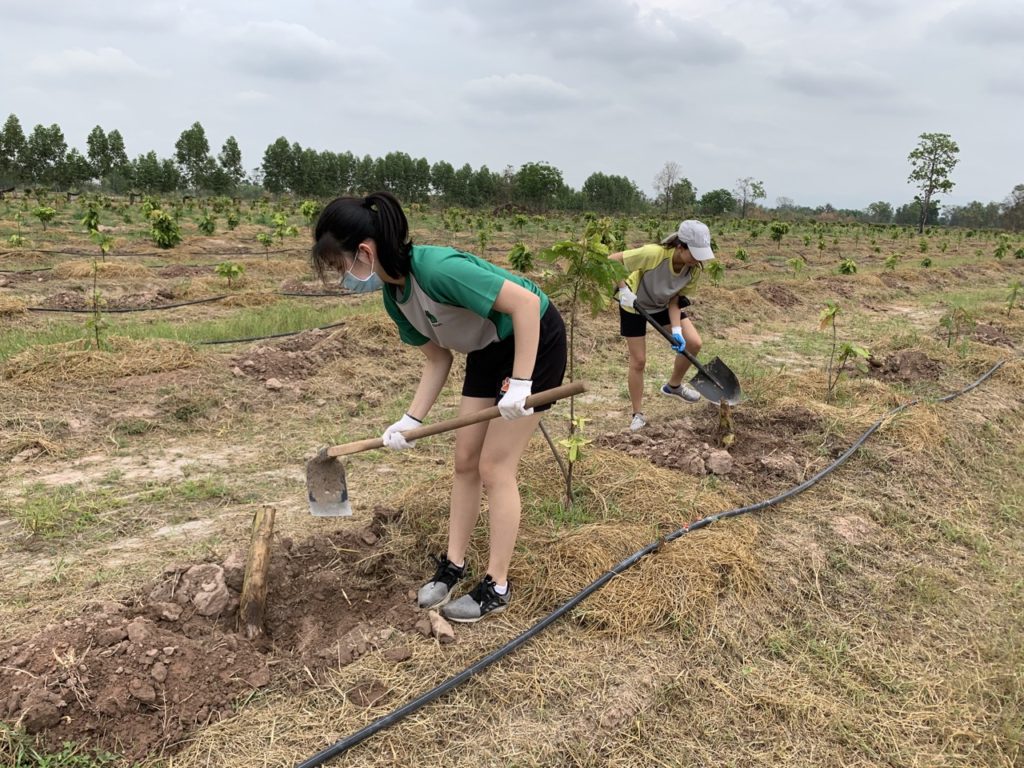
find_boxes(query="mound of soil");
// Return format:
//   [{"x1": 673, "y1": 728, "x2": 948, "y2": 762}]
[
  {"x1": 869, "y1": 349, "x2": 942, "y2": 383},
  {"x1": 39, "y1": 289, "x2": 178, "y2": 311},
  {"x1": 756, "y1": 284, "x2": 801, "y2": 308},
  {"x1": 231, "y1": 326, "x2": 352, "y2": 381},
  {"x1": 971, "y1": 323, "x2": 1015, "y2": 348},
  {"x1": 596, "y1": 405, "x2": 830, "y2": 486},
  {"x1": 278, "y1": 278, "x2": 349, "y2": 296},
  {"x1": 0, "y1": 508, "x2": 428, "y2": 761},
  {"x1": 156, "y1": 264, "x2": 215, "y2": 278}
]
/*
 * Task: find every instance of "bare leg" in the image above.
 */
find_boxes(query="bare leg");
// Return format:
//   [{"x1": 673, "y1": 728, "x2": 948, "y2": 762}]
[
  {"x1": 477, "y1": 411, "x2": 542, "y2": 585},
  {"x1": 446, "y1": 397, "x2": 491, "y2": 566},
  {"x1": 625, "y1": 336, "x2": 647, "y2": 414}
]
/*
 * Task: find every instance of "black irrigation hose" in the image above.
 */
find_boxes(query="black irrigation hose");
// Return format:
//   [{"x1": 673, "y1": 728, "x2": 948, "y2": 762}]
[
  {"x1": 0, "y1": 266, "x2": 53, "y2": 273},
  {"x1": 294, "y1": 357, "x2": 1014, "y2": 768},
  {"x1": 26, "y1": 296, "x2": 229, "y2": 313},
  {"x1": 197, "y1": 320, "x2": 348, "y2": 345},
  {"x1": 0, "y1": 247, "x2": 306, "y2": 259},
  {"x1": 24, "y1": 292, "x2": 352, "y2": 314}
]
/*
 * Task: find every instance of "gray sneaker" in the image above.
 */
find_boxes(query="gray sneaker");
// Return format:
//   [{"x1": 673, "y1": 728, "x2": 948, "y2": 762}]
[
  {"x1": 661, "y1": 382, "x2": 701, "y2": 403},
  {"x1": 441, "y1": 575, "x2": 510, "y2": 623},
  {"x1": 417, "y1": 554, "x2": 467, "y2": 610},
  {"x1": 629, "y1": 412, "x2": 646, "y2": 431}
]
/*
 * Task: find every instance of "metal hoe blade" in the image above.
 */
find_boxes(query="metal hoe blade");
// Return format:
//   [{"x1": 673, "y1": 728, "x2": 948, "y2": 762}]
[
  {"x1": 689, "y1": 356, "x2": 742, "y2": 405},
  {"x1": 306, "y1": 448, "x2": 353, "y2": 517}
]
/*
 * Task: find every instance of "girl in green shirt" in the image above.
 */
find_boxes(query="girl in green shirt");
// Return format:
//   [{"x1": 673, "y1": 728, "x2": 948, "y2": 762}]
[{"x1": 311, "y1": 192, "x2": 566, "y2": 623}]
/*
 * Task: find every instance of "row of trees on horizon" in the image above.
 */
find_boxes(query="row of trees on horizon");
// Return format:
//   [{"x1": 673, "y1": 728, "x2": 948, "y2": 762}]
[{"x1": 1, "y1": 114, "x2": 1022, "y2": 232}]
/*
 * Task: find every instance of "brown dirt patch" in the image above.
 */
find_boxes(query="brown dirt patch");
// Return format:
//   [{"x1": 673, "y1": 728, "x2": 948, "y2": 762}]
[
  {"x1": 38, "y1": 289, "x2": 182, "y2": 311},
  {"x1": 755, "y1": 283, "x2": 801, "y2": 308},
  {"x1": 0, "y1": 508, "x2": 425, "y2": 762},
  {"x1": 971, "y1": 323, "x2": 1016, "y2": 348},
  {"x1": 868, "y1": 349, "x2": 943, "y2": 384},
  {"x1": 595, "y1": 404, "x2": 833, "y2": 487},
  {"x1": 231, "y1": 326, "x2": 352, "y2": 381},
  {"x1": 278, "y1": 278, "x2": 349, "y2": 296}
]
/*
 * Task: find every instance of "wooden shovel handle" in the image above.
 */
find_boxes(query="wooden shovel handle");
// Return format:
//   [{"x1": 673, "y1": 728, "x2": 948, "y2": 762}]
[{"x1": 326, "y1": 380, "x2": 587, "y2": 458}]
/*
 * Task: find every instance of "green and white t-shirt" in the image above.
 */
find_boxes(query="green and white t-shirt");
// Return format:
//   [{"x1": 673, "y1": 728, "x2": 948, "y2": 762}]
[
  {"x1": 620, "y1": 244, "x2": 702, "y2": 313},
  {"x1": 381, "y1": 245, "x2": 549, "y2": 354}
]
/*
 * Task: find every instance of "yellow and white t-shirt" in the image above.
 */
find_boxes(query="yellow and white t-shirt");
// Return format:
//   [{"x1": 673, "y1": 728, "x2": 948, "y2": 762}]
[{"x1": 621, "y1": 244, "x2": 701, "y2": 313}]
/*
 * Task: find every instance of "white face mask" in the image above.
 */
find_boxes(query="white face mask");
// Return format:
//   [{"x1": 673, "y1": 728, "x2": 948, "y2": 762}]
[{"x1": 341, "y1": 251, "x2": 383, "y2": 293}]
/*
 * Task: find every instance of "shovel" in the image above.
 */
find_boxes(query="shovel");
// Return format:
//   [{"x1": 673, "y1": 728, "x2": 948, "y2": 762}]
[
  {"x1": 306, "y1": 380, "x2": 587, "y2": 517},
  {"x1": 633, "y1": 305, "x2": 742, "y2": 406}
]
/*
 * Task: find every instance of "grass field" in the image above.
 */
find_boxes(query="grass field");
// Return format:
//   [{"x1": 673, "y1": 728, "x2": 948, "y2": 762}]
[{"x1": 1, "y1": 195, "x2": 1022, "y2": 767}]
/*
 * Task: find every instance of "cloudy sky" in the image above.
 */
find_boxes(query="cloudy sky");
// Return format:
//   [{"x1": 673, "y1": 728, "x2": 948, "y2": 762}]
[{"x1": 2, "y1": 0, "x2": 1021, "y2": 209}]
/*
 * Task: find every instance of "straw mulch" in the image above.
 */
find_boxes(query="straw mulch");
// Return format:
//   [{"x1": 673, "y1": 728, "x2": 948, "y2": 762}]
[
  {"x1": 1, "y1": 336, "x2": 197, "y2": 384},
  {"x1": 52, "y1": 260, "x2": 151, "y2": 279},
  {"x1": 0, "y1": 297, "x2": 27, "y2": 316}
]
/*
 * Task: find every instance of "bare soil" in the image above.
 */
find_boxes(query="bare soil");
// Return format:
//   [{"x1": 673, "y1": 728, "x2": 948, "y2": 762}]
[{"x1": 0, "y1": 508, "x2": 423, "y2": 761}]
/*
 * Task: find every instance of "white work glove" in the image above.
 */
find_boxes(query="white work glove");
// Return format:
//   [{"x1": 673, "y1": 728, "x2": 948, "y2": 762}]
[
  {"x1": 382, "y1": 412, "x2": 421, "y2": 450},
  {"x1": 617, "y1": 285, "x2": 637, "y2": 309},
  {"x1": 498, "y1": 378, "x2": 534, "y2": 420}
]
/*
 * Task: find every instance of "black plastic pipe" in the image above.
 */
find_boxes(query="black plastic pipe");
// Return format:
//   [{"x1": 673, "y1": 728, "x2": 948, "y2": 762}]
[{"x1": 295, "y1": 359, "x2": 1011, "y2": 768}]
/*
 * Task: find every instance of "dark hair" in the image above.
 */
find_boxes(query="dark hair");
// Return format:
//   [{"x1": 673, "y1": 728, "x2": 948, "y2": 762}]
[{"x1": 310, "y1": 191, "x2": 412, "y2": 282}]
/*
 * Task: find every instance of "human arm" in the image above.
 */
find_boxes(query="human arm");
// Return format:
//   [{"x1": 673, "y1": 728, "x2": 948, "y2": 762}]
[
  {"x1": 382, "y1": 341, "x2": 453, "y2": 449},
  {"x1": 668, "y1": 297, "x2": 685, "y2": 353},
  {"x1": 492, "y1": 280, "x2": 541, "y2": 419},
  {"x1": 608, "y1": 251, "x2": 637, "y2": 308}
]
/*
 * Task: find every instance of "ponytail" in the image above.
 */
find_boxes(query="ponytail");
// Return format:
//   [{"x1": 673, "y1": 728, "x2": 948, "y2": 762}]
[{"x1": 310, "y1": 191, "x2": 413, "y2": 282}]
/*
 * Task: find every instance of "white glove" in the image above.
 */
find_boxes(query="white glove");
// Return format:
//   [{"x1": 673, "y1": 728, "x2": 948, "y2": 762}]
[
  {"x1": 618, "y1": 286, "x2": 637, "y2": 309},
  {"x1": 382, "y1": 413, "x2": 421, "y2": 450},
  {"x1": 498, "y1": 378, "x2": 534, "y2": 420}
]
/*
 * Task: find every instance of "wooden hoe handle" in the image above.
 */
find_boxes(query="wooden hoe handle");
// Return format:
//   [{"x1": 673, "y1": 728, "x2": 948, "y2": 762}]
[{"x1": 326, "y1": 380, "x2": 587, "y2": 458}]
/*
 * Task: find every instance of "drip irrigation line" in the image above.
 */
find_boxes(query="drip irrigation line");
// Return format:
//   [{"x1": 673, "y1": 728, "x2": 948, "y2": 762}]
[
  {"x1": 197, "y1": 320, "x2": 347, "y2": 345},
  {"x1": 0, "y1": 266, "x2": 53, "y2": 273},
  {"x1": 24, "y1": 292, "x2": 353, "y2": 314},
  {"x1": 294, "y1": 357, "x2": 1013, "y2": 768},
  {"x1": 0, "y1": 247, "x2": 305, "y2": 259},
  {"x1": 27, "y1": 296, "x2": 229, "y2": 313}
]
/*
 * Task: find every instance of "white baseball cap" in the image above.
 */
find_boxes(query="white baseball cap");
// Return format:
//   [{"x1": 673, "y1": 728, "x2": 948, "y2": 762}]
[{"x1": 661, "y1": 220, "x2": 715, "y2": 261}]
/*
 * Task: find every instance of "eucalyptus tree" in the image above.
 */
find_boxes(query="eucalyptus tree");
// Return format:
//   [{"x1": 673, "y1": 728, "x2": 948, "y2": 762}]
[
  {"x1": 907, "y1": 132, "x2": 959, "y2": 234},
  {"x1": 0, "y1": 114, "x2": 26, "y2": 184},
  {"x1": 733, "y1": 177, "x2": 765, "y2": 219},
  {"x1": 174, "y1": 121, "x2": 215, "y2": 190},
  {"x1": 24, "y1": 123, "x2": 68, "y2": 186}
]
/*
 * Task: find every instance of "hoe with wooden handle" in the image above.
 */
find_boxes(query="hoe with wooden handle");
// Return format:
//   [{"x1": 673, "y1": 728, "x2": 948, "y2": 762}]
[{"x1": 306, "y1": 380, "x2": 587, "y2": 517}]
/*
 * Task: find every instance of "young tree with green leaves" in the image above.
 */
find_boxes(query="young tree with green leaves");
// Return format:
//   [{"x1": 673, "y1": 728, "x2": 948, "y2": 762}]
[{"x1": 907, "y1": 132, "x2": 959, "y2": 234}]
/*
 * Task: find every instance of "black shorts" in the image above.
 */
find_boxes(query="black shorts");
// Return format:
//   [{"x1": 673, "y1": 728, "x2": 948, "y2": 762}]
[
  {"x1": 463, "y1": 303, "x2": 567, "y2": 412},
  {"x1": 619, "y1": 296, "x2": 690, "y2": 338}
]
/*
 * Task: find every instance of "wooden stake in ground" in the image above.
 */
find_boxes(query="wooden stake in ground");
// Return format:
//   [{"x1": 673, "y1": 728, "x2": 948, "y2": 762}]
[
  {"x1": 718, "y1": 402, "x2": 735, "y2": 447},
  {"x1": 238, "y1": 505, "x2": 276, "y2": 640}
]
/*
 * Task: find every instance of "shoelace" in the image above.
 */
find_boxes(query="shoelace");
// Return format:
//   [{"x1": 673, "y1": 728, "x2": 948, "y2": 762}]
[{"x1": 429, "y1": 554, "x2": 464, "y2": 586}]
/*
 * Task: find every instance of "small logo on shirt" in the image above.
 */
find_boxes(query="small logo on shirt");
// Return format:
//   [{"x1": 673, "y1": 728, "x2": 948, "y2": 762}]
[{"x1": 424, "y1": 310, "x2": 440, "y2": 327}]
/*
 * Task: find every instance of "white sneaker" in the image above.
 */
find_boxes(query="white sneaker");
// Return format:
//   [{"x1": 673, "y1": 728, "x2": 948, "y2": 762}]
[
  {"x1": 661, "y1": 382, "x2": 701, "y2": 403},
  {"x1": 630, "y1": 413, "x2": 646, "y2": 431}
]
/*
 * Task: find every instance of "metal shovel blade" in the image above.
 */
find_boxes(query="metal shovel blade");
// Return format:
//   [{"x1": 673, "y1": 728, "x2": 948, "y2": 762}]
[
  {"x1": 306, "y1": 449, "x2": 353, "y2": 517},
  {"x1": 690, "y1": 356, "x2": 742, "y2": 405}
]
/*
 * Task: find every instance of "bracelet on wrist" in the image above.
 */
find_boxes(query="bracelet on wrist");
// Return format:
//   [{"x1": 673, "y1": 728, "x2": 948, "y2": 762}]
[{"x1": 405, "y1": 412, "x2": 422, "y2": 423}]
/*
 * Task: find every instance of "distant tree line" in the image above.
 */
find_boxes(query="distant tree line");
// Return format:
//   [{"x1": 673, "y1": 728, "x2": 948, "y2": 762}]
[{"x1": 1, "y1": 113, "x2": 1021, "y2": 230}]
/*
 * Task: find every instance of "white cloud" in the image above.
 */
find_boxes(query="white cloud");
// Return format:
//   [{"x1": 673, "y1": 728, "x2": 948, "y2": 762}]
[
  {"x1": 27, "y1": 47, "x2": 157, "y2": 78},
  {"x1": 226, "y1": 21, "x2": 381, "y2": 81},
  {"x1": 463, "y1": 74, "x2": 583, "y2": 113}
]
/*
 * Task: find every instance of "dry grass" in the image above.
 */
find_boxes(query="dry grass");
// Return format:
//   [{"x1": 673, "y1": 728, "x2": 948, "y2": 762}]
[
  {"x1": 221, "y1": 291, "x2": 281, "y2": 308},
  {"x1": 2, "y1": 217, "x2": 1022, "y2": 768},
  {"x1": 0, "y1": 296, "x2": 27, "y2": 316},
  {"x1": 52, "y1": 260, "x2": 151, "y2": 279},
  {"x1": 0, "y1": 336, "x2": 197, "y2": 384}
]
